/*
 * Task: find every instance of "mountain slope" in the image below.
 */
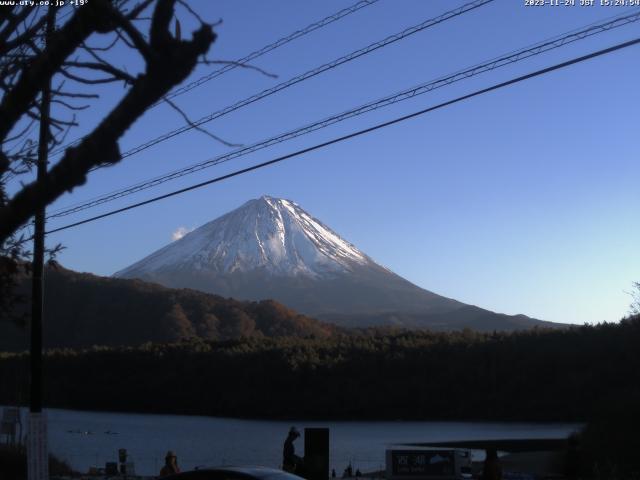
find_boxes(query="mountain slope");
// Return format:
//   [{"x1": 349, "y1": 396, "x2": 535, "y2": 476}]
[
  {"x1": 0, "y1": 265, "x2": 337, "y2": 352},
  {"x1": 115, "y1": 196, "x2": 553, "y2": 330}
]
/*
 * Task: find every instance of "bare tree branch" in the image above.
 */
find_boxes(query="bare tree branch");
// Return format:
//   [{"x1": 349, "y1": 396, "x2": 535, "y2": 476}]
[
  {"x1": 52, "y1": 89, "x2": 100, "y2": 99},
  {"x1": 199, "y1": 59, "x2": 277, "y2": 79},
  {"x1": 80, "y1": 35, "x2": 119, "y2": 52},
  {"x1": 0, "y1": 15, "x2": 47, "y2": 56},
  {"x1": 0, "y1": 2, "x2": 110, "y2": 142},
  {"x1": 163, "y1": 96, "x2": 241, "y2": 148},
  {"x1": 110, "y1": 8, "x2": 155, "y2": 61},
  {"x1": 177, "y1": 0, "x2": 208, "y2": 25},
  {"x1": 127, "y1": 0, "x2": 156, "y2": 20},
  {"x1": 60, "y1": 67, "x2": 126, "y2": 85},
  {"x1": 150, "y1": 0, "x2": 176, "y2": 50},
  {"x1": 2, "y1": 117, "x2": 37, "y2": 145},
  {"x1": 0, "y1": 7, "x2": 32, "y2": 46},
  {"x1": 63, "y1": 61, "x2": 137, "y2": 84},
  {"x1": 0, "y1": 0, "x2": 216, "y2": 243},
  {"x1": 51, "y1": 99, "x2": 90, "y2": 111}
]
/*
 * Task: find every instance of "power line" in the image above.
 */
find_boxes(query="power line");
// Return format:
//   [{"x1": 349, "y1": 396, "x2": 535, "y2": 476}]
[
  {"x1": 161, "y1": 0, "x2": 380, "y2": 104},
  {"x1": 44, "y1": 36, "x2": 640, "y2": 236},
  {"x1": 87, "y1": 0, "x2": 494, "y2": 167},
  {"x1": 48, "y1": 0, "x2": 380, "y2": 157},
  {"x1": 46, "y1": 8, "x2": 639, "y2": 218},
  {"x1": 45, "y1": 9, "x2": 640, "y2": 221}
]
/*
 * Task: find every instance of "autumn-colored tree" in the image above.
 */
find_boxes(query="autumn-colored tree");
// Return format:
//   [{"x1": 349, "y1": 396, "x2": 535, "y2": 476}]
[{"x1": 160, "y1": 303, "x2": 195, "y2": 342}]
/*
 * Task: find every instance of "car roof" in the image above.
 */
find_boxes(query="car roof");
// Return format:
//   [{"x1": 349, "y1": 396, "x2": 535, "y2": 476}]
[{"x1": 193, "y1": 465, "x2": 303, "y2": 479}]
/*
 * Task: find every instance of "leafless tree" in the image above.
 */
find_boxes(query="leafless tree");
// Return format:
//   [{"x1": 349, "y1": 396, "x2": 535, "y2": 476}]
[
  {"x1": 0, "y1": 0, "x2": 218, "y2": 243},
  {"x1": 0, "y1": 0, "x2": 218, "y2": 317}
]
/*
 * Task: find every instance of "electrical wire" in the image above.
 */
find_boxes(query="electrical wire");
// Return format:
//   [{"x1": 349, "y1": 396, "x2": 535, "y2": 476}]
[
  {"x1": 45, "y1": 8, "x2": 640, "y2": 221},
  {"x1": 47, "y1": 0, "x2": 380, "y2": 157},
  {"x1": 162, "y1": 0, "x2": 380, "y2": 103},
  {"x1": 43, "y1": 36, "x2": 640, "y2": 236},
  {"x1": 48, "y1": 0, "x2": 494, "y2": 166},
  {"x1": 114, "y1": 0, "x2": 494, "y2": 161}
]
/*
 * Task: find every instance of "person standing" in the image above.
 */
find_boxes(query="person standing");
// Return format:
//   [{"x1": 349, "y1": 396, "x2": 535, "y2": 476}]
[
  {"x1": 282, "y1": 426, "x2": 303, "y2": 473},
  {"x1": 160, "y1": 451, "x2": 180, "y2": 477},
  {"x1": 482, "y1": 448, "x2": 502, "y2": 480}
]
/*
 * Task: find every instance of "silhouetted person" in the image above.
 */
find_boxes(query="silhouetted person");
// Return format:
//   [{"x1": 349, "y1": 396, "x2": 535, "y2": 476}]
[
  {"x1": 159, "y1": 451, "x2": 180, "y2": 477},
  {"x1": 282, "y1": 426, "x2": 303, "y2": 474},
  {"x1": 355, "y1": 469, "x2": 362, "y2": 477},
  {"x1": 482, "y1": 448, "x2": 502, "y2": 480},
  {"x1": 332, "y1": 469, "x2": 337, "y2": 478},
  {"x1": 343, "y1": 463, "x2": 353, "y2": 478}
]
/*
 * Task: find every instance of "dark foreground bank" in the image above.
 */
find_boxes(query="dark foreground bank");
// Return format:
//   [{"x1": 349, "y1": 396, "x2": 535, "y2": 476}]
[{"x1": 0, "y1": 444, "x2": 75, "y2": 480}]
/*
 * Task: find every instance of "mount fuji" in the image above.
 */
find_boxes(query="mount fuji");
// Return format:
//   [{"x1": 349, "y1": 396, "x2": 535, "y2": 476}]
[{"x1": 114, "y1": 196, "x2": 553, "y2": 331}]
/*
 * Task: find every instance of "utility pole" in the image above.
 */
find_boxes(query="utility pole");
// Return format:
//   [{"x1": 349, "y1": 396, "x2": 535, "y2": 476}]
[{"x1": 28, "y1": 7, "x2": 55, "y2": 480}]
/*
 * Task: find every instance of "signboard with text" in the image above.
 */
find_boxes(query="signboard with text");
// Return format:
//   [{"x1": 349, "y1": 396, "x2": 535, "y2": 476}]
[
  {"x1": 391, "y1": 450, "x2": 454, "y2": 477},
  {"x1": 385, "y1": 449, "x2": 470, "y2": 480}
]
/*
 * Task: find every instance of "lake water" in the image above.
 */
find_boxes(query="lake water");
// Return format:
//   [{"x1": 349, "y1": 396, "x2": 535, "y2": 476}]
[{"x1": 7, "y1": 408, "x2": 581, "y2": 476}]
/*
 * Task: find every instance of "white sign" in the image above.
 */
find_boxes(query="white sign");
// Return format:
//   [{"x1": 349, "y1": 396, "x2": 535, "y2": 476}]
[{"x1": 27, "y1": 411, "x2": 49, "y2": 480}]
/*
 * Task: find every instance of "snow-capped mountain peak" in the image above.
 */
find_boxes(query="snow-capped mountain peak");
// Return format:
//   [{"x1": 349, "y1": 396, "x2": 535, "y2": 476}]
[
  {"x1": 114, "y1": 196, "x2": 549, "y2": 331},
  {"x1": 115, "y1": 196, "x2": 369, "y2": 278}
]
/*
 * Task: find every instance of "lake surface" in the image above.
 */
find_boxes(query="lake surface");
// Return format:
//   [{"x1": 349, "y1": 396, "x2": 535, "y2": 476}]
[{"x1": 8, "y1": 408, "x2": 581, "y2": 476}]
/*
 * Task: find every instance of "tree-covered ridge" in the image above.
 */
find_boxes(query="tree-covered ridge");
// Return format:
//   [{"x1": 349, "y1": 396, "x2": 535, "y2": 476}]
[
  {"x1": 1, "y1": 316, "x2": 638, "y2": 421},
  {"x1": 0, "y1": 264, "x2": 338, "y2": 351}
]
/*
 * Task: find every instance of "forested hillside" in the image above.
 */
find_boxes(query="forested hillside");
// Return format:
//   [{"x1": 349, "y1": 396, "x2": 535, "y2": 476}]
[
  {"x1": 1, "y1": 316, "x2": 638, "y2": 421},
  {"x1": 0, "y1": 264, "x2": 336, "y2": 351}
]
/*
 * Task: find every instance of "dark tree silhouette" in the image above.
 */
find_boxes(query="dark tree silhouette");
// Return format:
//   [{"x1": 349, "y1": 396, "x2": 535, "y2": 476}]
[
  {"x1": 0, "y1": 0, "x2": 218, "y2": 319},
  {"x1": 0, "y1": 0, "x2": 216, "y2": 242},
  {"x1": 2, "y1": 315, "x2": 639, "y2": 422}
]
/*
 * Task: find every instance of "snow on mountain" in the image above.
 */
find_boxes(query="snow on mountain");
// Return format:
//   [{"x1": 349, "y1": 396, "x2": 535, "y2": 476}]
[
  {"x1": 114, "y1": 195, "x2": 552, "y2": 331},
  {"x1": 115, "y1": 196, "x2": 372, "y2": 279}
]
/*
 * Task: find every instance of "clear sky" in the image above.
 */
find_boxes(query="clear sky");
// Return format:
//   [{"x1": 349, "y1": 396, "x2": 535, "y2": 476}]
[{"x1": 20, "y1": 0, "x2": 639, "y2": 325}]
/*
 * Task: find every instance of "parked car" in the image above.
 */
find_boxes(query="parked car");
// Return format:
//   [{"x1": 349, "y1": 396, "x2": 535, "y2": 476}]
[{"x1": 163, "y1": 465, "x2": 305, "y2": 480}]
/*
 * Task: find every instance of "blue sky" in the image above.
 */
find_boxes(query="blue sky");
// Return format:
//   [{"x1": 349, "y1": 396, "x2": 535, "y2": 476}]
[{"x1": 22, "y1": 0, "x2": 639, "y2": 325}]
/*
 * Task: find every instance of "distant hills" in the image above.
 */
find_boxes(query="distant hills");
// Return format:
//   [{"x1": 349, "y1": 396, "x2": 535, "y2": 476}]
[
  {"x1": 115, "y1": 196, "x2": 559, "y2": 331},
  {"x1": 0, "y1": 260, "x2": 561, "y2": 352},
  {"x1": 0, "y1": 197, "x2": 565, "y2": 352},
  {"x1": 0, "y1": 265, "x2": 336, "y2": 352},
  {"x1": 320, "y1": 307, "x2": 552, "y2": 331}
]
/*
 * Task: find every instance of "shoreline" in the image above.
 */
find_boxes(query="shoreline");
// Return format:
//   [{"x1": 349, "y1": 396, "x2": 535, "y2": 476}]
[{"x1": 1, "y1": 404, "x2": 590, "y2": 425}]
